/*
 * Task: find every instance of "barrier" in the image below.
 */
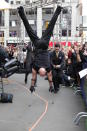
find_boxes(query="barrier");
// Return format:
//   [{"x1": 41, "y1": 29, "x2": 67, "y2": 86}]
[{"x1": 74, "y1": 68, "x2": 87, "y2": 126}]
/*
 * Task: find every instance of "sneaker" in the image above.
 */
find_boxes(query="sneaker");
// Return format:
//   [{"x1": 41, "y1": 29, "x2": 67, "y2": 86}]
[{"x1": 30, "y1": 86, "x2": 35, "y2": 93}]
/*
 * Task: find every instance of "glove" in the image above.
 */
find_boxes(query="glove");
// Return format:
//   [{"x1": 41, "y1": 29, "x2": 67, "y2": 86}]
[
  {"x1": 17, "y1": 6, "x2": 24, "y2": 12},
  {"x1": 57, "y1": 6, "x2": 68, "y2": 13},
  {"x1": 17, "y1": 6, "x2": 24, "y2": 17},
  {"x1": 57, "y1": 6, "x2": 62, "y2": 13}
]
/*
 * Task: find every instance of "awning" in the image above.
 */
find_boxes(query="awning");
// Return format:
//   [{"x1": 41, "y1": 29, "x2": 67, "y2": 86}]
[
  {"x1": 49, "y1": 41, "x2": 53, "y2": 47},
  {"x1": 49, "y1": 41, "x2": 72, "y2": 47}
]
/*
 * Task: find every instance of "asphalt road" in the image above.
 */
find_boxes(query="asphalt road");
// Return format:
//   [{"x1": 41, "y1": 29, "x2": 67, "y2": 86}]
[{"x1": 0, "y1": 73, "x2": 86, "y2": 131}]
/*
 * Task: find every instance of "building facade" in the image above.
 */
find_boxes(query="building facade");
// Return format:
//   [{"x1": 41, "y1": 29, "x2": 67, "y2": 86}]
[{"x1": 0, "y1": 0, "x2": 82, "y2": 46}]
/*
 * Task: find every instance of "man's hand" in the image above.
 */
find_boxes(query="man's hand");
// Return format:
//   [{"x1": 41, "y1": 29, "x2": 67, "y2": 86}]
[
  {"x1": 53, "y1": 65, "x2": 61, "y2": 68},
  {"x1": 55, "y1": 65, "x2": 61, "y2": 68}
]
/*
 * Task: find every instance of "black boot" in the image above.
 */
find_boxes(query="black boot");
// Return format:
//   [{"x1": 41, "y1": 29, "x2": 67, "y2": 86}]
[
  {"x1": 54, "y1": 85, "x2": 59, "y2": 93},
  {"x1": 49, "y1": 86, "x2": 54, "y2": 92},
  {"x1": 54, "y1": 88, "x2": 59, "y2": 93},
  {"x1": 30, "y1": 86, "x2": 35, "y2": 93}
]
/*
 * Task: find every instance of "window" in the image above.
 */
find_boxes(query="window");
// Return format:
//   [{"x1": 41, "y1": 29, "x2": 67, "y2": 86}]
[
  {"x1": 61, "y1": 19, "x2": 67, "y2": 28},
  {"x1": 9, "y1": 31, "x2": 17, "y2": 37},
  {"x1": 61, "y1": 6, "x2": 71, "y2": 34},
  {"x1": 0, "y1": 31, "x2": 4, "y2": 37},
  {"x1": 9, "y1": 20, "x2": 17, "y2": 27},
  {"x1": 10, "y1": 10, "x2": 17, "y2": 15},
  {"x1": 0, "y1": 11, "x2": 2, "y2": 25},
  {"x1": 29, "y1": 10, "x2": 34, "y2": 15},
  {"x1": 45, "y1": 9, "x2": 52, "y2": 14},
  {"x1": 28, "y1": 20, "x2": 35, "y2": 25},
  {"x1": 68, "y1": 30, "x2": 71, "y2": 37},
  {"x1": 62, "y1": 30, "x2": 71, "y2": 37},
  {"x1": 62, "y1": 30, "x2": 67, "y2": 37},
  {"x1": 16, "y1": 1, "x2": 21, "y2": 4},
  {"x1": 10, "y1": 1, "x2": 14, "y2": 4},
  {"x1": 0, "y1": 11, "x2": 4, "y2": 26},
  {"x1": 5, "y1": 0, "x2": 9, "y2": 2},
  {"x1": 26, "y1": 1, "x2": 30, "y2": 5},
  {"x1": 43, "y1": 8, "x2": 53, "y2": 14},
  {"x1": 26, "y1": 9, "x2": 37, "y2": 15}
]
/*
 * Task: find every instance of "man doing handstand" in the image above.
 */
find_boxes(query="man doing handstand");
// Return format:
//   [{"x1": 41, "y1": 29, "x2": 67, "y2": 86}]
[{"x1": 18, "y1": 5, "x2": 62, "y2": 93}]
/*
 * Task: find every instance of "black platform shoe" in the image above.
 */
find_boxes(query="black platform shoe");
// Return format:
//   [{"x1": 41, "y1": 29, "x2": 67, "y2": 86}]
[
  {"x1": 54, "y1": 88, "x2": 59, "y2": 93},
  {"x1": 49, "y1": 86, "x2": 54, "y2": 92},
  {"x1": 30, "y1": 86, "x2": 35, "y2": 93}
]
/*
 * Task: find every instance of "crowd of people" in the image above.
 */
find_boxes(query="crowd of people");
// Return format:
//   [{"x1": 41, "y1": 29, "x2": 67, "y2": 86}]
[{"x1": 1, "y1": 40, "x2": 87, "y2": 94}]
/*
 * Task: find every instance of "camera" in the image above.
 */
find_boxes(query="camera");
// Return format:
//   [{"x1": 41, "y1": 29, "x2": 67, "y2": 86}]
[{"x1": 0, "y1": 46, "x2": 19, "y2": 103}]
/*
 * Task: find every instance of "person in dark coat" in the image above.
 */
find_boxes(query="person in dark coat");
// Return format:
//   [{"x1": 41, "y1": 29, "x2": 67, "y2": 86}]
[
  {"x1": 51, "y1": 43, "x2": 65, "y2": 93},
  {"x1": 71, "y1": 46, "x2": 82, "y2": 86},
  {"x1": 0, "y1": 45, "x2": 9, "y2": 67},
  {"x1": 18, "y1": 6, "x2": 62, "y2": 93},
  {"x1": 24, "y1": 42, "x2": 33, "y2": 84}
]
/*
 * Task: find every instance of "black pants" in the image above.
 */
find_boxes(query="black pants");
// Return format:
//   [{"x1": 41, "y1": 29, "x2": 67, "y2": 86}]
[
  {"x1": 52, "y1": 69, "x2": 62, "y2": 91},
  {"x1": 18, "y1": 6, "x2": 61, "y2": 46}
]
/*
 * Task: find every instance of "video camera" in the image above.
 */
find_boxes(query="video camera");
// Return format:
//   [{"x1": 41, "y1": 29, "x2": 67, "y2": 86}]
[
  {"x1": 0, "y1": 46, "x2": 19, "y2": 103},
  {"x1": 0, "y1": 46, "x2": 19, "y2": 78},
  {"x1": 1, "y1": 58, "x2": 19, "y2": 78}
]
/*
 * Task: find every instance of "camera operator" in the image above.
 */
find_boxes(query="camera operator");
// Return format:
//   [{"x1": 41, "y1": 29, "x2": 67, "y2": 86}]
[{"x1": 0, "y1": 45, "x2": 9, "y2": 67}]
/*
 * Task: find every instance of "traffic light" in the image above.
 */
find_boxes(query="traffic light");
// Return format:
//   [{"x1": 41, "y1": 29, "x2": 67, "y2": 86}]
[{"x1": 45, "y1": 21, "x2": 49, "y2": 29}]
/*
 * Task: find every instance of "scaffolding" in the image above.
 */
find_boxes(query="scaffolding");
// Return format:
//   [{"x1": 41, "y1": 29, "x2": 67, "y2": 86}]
[{"x1": 23, "y1": 0, "x2": 62, "y2": 9}]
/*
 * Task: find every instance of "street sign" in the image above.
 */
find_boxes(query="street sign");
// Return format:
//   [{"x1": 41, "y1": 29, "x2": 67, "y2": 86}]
[{"x1": 76, "y1": 26, "x2": 87, "y2": 31}]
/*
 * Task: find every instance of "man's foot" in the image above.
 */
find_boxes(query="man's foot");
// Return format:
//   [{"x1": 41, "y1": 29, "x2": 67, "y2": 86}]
[
  {"x1": 30, "y1": 86, "x2": 35, "y2": 93},
  {"x1": 49, "y1": 86, "x2": 54, "y2": 92}
]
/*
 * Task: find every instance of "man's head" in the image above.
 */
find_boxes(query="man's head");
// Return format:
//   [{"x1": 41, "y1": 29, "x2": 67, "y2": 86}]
[
  {"x1": 55, "y1": 43, "x2": 60, "y2": 52},
  {"x1": 38, "y1": 67, "x2": 46, "y2": 77}
]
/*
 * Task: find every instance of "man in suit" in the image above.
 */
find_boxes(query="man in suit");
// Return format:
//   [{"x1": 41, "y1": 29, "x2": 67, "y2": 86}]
[
  {"x1": 51, "y1": 43, "x2": 65, "y2": 93},
  {"x1": 18, "y1": 6, "x2": 63, "y2": 93}
]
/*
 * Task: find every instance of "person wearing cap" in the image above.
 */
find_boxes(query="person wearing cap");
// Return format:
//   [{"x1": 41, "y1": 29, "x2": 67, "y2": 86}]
[
  {"x1": 51, "y1": 43, "x2": 65, "y2": 93},
  {"x1": 17, "y1": 6, "x2": 63, "y2": 93}
]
